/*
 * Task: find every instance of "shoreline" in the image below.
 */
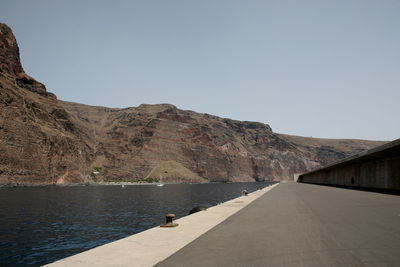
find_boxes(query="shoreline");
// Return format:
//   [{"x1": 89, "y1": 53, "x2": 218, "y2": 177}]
[
  {"x1": 45, "y1": 183, "x2": 279, "y2": 266},
  {"x1": 0, "y1": 180, "x2": 277, "y2": 188}
]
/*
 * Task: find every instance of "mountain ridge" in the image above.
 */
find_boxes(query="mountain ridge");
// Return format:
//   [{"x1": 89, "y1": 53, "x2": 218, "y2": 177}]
[
  {"x1": 59, "y1": 100, "x2": 385, "y2": 183},
  {"x1": 0, "y1": 23, "x2": 386, "y2": 185}
]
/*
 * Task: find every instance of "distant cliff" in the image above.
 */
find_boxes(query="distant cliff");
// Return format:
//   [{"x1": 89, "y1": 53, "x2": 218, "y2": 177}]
[
  {"x1": 60, "y1": 101, "x2": 384, "y2": 183},
  {"x1": 0, "y1": 23, "x2": 386, "y2": 185}
]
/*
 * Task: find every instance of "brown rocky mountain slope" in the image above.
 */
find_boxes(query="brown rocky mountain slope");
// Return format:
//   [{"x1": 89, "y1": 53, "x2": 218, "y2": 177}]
[
  {"x1": 0, "y1": 23, "x2": 93, "y2": 184},
  {"x1": 0, "y1": 23, "x2": 386, "y2": 184},
  {"x1": 60, "y1": 101, "x2": 384, "y2": 183}
]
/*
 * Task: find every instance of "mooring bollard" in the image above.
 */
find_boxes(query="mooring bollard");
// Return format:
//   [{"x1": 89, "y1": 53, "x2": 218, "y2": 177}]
[
  {"x1": 160, "y1": 213, "x2": 178, "y2": 228},
  {"x1": 188, "y1": 204, "x2": 210, "y2": 215}
]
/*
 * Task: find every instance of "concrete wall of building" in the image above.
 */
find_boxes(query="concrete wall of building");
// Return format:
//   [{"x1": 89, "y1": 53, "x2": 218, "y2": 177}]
[
  {"x1": 298, "y1": 139, "x2": 400, "y2": 190},
  {"x1": 293, "y1": 173, "x2": 301, "y2": 182}
]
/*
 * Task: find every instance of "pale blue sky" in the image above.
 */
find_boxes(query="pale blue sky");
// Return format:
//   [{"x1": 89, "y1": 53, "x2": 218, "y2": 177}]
[{"x1": 1, "y1": 0, "x2": 399, "y2": 140}]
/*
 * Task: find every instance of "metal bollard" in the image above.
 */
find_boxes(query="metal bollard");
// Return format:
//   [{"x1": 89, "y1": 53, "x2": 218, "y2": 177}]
[{"x1": 160, "y1": 213, "x2": 178, "y2": 228}]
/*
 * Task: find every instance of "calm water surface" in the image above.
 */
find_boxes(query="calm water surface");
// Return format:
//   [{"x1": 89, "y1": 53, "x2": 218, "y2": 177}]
[{"x1": 0, "y1": 182, "x2": 273, "y2": 266}]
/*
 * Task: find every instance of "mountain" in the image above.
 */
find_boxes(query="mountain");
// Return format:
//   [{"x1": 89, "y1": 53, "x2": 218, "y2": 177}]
[
  {"x1": 0, "y1": 23, "x2": 94, "y2": 184},
  {"x1": 0, "y1": 23, "x2": 386, "y2": 185},
  {"x1": 60, "y1": 101, "x2": 384, "y2": 183}
]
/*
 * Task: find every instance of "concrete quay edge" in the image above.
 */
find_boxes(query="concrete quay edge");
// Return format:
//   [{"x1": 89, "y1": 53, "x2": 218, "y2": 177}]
[{"x1": 45, "y1": 183, "x2": 279, "y2": 267}]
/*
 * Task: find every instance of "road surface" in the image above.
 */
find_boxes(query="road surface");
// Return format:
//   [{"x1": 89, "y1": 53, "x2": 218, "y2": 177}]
[{"x1": 156, "y1": 183, "x2": 400, "y2": 267}]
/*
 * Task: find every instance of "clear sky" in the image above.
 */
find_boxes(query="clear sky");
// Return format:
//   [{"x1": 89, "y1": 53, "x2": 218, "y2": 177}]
[{"x1": 1, "y1": 0, "x2": 399, "y2": 141}]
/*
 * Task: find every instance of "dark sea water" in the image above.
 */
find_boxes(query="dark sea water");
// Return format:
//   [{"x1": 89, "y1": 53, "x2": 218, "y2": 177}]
[{"x1": 0, "y1": 182, "x2": 274, "y2": 266}]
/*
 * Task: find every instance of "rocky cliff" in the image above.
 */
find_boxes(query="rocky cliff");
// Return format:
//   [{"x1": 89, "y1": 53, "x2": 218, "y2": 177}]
[
  {"x1": 0, "y1": 23, "x2": 94, "y2": 184},
  {"x1": 0, "y1": 23, "x2": 386, "y2": 184},
  {"x1": 60, "y1": 101, "x2": 384, "y2": 183}
]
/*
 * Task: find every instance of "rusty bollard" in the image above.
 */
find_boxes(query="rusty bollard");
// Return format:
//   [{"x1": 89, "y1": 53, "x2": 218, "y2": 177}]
[{"x1": 160, "y1": 213, "x2": 178, "y2": 228}]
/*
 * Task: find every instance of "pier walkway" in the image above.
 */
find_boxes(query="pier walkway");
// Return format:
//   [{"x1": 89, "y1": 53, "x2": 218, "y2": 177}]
[{"x1": 156, "y1": 183, "x2": 400, "y2": 267}]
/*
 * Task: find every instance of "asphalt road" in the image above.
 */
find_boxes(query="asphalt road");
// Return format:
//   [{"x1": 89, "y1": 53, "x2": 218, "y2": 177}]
[{"x1": 156, "y1": 182, "x2": 400, "y2": 267}]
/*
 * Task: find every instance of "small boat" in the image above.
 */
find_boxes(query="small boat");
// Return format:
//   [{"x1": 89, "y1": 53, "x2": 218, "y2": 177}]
[
  {"x1": 121, "y1": 184, "x2": 125, "y2": 188},
  {"x1": 156, "y1": 183, "x2": 164, "y2": 187}
]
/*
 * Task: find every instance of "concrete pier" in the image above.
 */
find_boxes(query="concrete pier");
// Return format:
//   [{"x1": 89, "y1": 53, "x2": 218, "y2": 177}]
[
  {"x1": 157, "y1": 183, "x2": 400, "y2": 267},
  {"x1": 45, "y1": 184, "x2": 278, "y2": 267},
  {"x1": 46, "y1": 183, "x2": 400, "y2": 266}
]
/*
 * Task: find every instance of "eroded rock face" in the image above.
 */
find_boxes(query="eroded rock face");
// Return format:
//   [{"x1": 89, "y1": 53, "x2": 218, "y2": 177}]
[
  {"x1": 0, "y1": 23, "x2": 50, "y2": 97},
  {"x1": 61, "y1": 101, "x2": 385, "y2": 183},
  {"x1": 0, "y1": 23, "x2": 386, "y2": 184},
  {"x1": 0, "y1": 23, "x2": 24, "y2": 75},
  {"x1": 0, "y1": 23, "x2": 93, "y2": 185}
]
